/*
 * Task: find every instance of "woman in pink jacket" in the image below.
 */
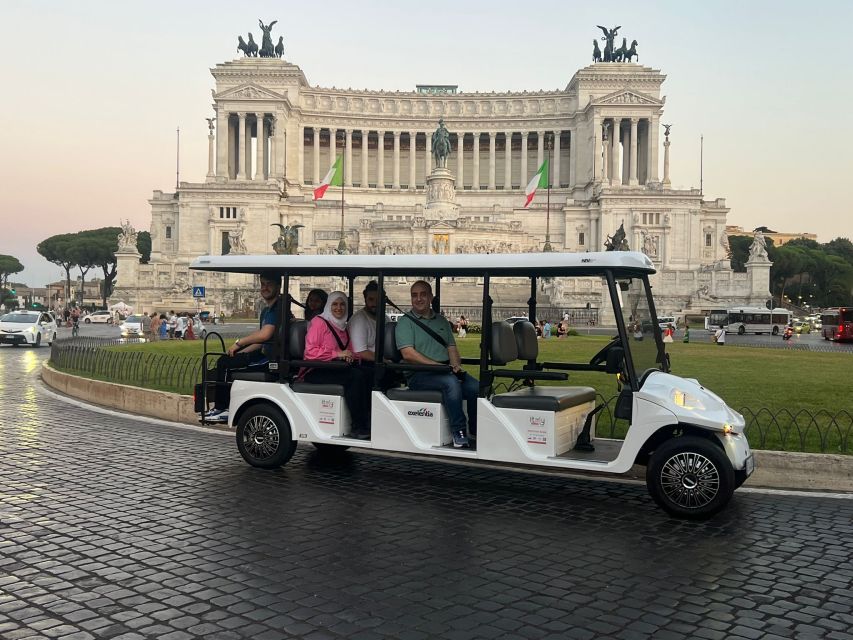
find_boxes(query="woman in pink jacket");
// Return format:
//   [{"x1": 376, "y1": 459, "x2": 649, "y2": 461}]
[{"x1": 302, "y1": 291, "x2": 372, "y2": 439}]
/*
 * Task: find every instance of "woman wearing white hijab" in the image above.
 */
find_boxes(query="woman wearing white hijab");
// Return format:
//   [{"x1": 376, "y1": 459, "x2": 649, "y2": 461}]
[{"x1": 302, "y1": 291, "x2": 371, "y2": 439}]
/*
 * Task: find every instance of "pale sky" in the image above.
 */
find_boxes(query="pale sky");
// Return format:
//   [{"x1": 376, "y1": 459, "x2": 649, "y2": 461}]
[{"x1": 2, "y1": 0, "x2": 852, "y2": 286}]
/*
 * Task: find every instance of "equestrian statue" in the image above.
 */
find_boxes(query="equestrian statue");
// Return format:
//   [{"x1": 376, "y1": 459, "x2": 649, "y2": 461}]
[{"x1": 431, "y1": 119, "x2": 452, "y2": 170}]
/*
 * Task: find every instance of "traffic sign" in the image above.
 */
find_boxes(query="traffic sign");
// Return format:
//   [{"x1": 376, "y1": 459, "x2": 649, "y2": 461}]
[{"x1": 192, "y1": 286, "x2": 205, "y2": 298}]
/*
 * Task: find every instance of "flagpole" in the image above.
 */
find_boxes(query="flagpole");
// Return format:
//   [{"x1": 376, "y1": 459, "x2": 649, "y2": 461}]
[
  {"x1": 543, "y1": 133, "x2": 553, "y2": 252},
  {"x1": 337, "y1": 131, "x2": 347, "y2": 253}
]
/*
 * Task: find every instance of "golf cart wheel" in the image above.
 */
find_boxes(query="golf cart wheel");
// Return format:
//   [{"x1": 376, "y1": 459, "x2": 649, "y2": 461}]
[
  {"x1": 646, "y1": 435, "x2": 735, "y2": 520},
  {"x1": 738, "y1": 325, "x2": 745, "y2": 335},
  {"x1": 236, "y1": 403, "x2": 296, "y2": 469}
]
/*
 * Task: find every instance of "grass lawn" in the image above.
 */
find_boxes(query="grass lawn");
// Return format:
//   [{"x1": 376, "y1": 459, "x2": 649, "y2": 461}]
[{"x1": 81, "y1": 334, "x2": 851, "y2": 452}]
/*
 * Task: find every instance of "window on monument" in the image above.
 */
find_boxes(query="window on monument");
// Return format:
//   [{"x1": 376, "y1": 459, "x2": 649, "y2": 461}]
[
  {"x1": 655, "y1": 213, "x2": 660, "y2": 225},
  {"x1": 165, "y1": 226, "x2": 172, "y2": 239},
  {"x1": 220, "y1": 207, "x2": 224, "y2": 219},
  {"x1": 222, "y1": 232, "x2": 230, "y2": 255},
  {"x1": 578, "y1": 232, "x2": 585, "y2": 246},
  {"x1": 642, "y1": 213, "x2": 647, "y2": 224},
  {"x1": 705, "y1": 233, "x2": 712, "y2": 247}
]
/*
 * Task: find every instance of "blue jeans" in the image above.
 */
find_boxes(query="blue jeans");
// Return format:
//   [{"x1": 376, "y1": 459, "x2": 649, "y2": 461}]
[{"x1": 407, "y1": 371, "x2": 479, "y2": 433}]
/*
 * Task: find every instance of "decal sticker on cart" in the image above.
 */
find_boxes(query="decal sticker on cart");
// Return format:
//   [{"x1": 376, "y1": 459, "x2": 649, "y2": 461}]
[
  {"x1": 407, "y1": 407, "x2": 434, "y2": 418},
  {"x1": 319, "y1": 413, "x2": 335, "y2": 425}
]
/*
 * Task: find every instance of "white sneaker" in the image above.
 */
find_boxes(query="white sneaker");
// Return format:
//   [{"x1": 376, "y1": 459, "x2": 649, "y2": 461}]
[{"x1": 204, "y1": 409, "x2": 228, "y2": 422}]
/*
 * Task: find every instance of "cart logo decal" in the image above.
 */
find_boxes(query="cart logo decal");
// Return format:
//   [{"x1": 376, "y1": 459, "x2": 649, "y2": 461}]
[
  {"x1": 529, "y1": 416, "x2": 546, "y2": 426},
  {"x1": 407, "y1": 408, "x2": 434, "y2": 418},
  {"x1": 321, "y1": 399, "x2": 335, "y2": 408}
]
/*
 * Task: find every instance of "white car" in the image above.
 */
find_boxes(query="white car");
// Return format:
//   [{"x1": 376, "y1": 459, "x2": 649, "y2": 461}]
[
  {"x1": 82, "y1": 310, "x2": 113, "y2": 324},
  {"x1": 120, "y1": 315, "x2": 145, "y2": 337},
  {"x1": 0, "y1": 311, "x2": 57, "y2": 347}
]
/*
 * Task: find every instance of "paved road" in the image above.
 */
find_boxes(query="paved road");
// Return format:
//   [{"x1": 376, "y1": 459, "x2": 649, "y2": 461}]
[{"x1": 1, "y1": 347, "x2": 852, "y2": 640}]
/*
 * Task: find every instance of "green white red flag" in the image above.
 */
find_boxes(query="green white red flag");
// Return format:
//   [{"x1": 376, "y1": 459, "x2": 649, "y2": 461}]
[
  {"x1": 524, "y1": 158, "x2": 549, "y2": 208},
  {"x1": 313, "y1": 155, "x2": 343, "y2": 200}
]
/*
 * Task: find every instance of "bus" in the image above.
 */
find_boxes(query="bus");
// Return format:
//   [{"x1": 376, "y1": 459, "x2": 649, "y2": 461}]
[
  {"x1": 820, "y1": 307, "x2": 853, "y2": 342},
  {"x1": 705, "y1": 307, "x2": 791, "y2": 335},
  {"x1": 190, "y1": 251, "x2": 753, "y2": 519}
]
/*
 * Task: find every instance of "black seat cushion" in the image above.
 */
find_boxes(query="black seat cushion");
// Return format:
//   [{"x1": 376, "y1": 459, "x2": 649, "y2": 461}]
[
  {"x1": 514, "y1": 321, "x2": 539, "y2": 361},
  {"x1": 230, "y1": 371, "x2": 278, "y2": 382},
  {"x1": 383, "y1": 322, "x2": 402, "y2": 362},
  {"x1": 491, "y1": 386, "x2": 596, "y2": 411},
  {"x1": 490, "y1": 321, "x2": 518, "y2": 365},
  {"x1": 291, "y1": 382, "x2": 345, "y2": 396},
  {"x1": 386, "y1": 388, "x2": 444, "y2": 403},
  {"x1": 288, "y1": 320, "x2": 309, "y2": 359}
]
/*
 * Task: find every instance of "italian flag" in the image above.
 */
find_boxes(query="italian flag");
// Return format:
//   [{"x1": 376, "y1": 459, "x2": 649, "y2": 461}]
[
  {"x1": 313, "y1": 155, "x2": 342, "y2": 200},
  {"x1": 524, "y1": 158, "x2": 549, "y2": 208}
]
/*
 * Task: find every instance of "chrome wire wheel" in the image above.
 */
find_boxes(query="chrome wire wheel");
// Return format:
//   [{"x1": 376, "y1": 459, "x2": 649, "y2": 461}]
[
  {"x1": 659, "y1": 451, "x2": 720, "y2": 510},
  {"x1": 242, "y1": 414, "x2": 280, "y2": 461}
]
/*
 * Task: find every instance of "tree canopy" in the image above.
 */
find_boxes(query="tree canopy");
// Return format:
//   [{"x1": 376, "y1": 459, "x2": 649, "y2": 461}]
[{"x1": 0, "y1": 254, "x2": 24, "y2": 289}]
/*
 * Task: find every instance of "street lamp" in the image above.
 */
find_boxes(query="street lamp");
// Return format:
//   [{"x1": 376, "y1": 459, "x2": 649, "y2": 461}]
[{"x1": 543, "y1": 132, "x2": 554, "y2": 252}]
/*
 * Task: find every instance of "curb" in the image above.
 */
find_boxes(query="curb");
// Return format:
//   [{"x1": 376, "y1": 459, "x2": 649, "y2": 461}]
[{"x1": 41, "y1": 364, "x2": 853, "y2": 493}]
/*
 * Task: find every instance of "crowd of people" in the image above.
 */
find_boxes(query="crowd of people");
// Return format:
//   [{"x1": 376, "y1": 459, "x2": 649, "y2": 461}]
[{"x1": 145, "y1": 311, "x2": 207, "y2": 341}]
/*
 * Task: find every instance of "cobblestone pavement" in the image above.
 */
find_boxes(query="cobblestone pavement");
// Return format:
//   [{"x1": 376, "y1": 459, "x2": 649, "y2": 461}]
[{"x1": 1, "y1": 347, "x2": 852, "y2": 640}]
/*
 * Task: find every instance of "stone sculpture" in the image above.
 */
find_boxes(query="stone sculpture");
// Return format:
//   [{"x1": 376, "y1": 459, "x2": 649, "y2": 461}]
[
  {"x1": 258, "y1": 19, "x2": 277, "y2": 57},
  {"x1": 594, "y1": 26, "x2": 638, "y2": 63},
  {"x1": 597, "y1": 25, "x2": 621, "y2": 62},
  {"x1": 271, "y1": 223, "x2": 304, "y2": 255},
  {"x1": 117, "y1": 220, "x2": 137, "y2": 251},
  {"x1": 604, "y1": 223, "x2": 629, "y2": 251},
  {"x1": 592, "y1": 40, "x2": 602, "y2": 62},
  {"x1": 275, "y1": 36, "x2": 284, "y2": 58},
  {"x1": 749, "y1": 230, "x2": 768, "y2": 260},
  {"x1": 227, "y1": 228, "x2": 247, "y2": 255},
  {"x1": 431, "y1": 119, "x2": 452, "y2": 169}
]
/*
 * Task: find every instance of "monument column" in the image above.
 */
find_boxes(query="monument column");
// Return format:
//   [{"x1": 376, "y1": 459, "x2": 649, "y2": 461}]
[
  {"x1": 602, "y1": 123, "x2": 610, "y2": 181},
  {"x1": 297, "y1": 124, "x2": 304, "y2": 184},
  {"x1": 537, "y1": 131, "x2": 544, "y2": 170},
  {"x1": 409, "y1": 131, "x2": 417, "y2": 189},
  {"x1": 425, "y1": 131, "x2": 432, "y2": 178},
  {"x1": 244, "y1": 115, "x2": 253, "y2": 180},
  {"x1": 568, "y1": 130, "x2": 576, "y2": 187},
  {"x1": 237, "y1": 113, "x2": 247, "y2": 180},
  {"x1": 377, "y1": 130, "x2": 385, "y2": 187},
  {"x1": 207, "y1": 122, "x2": 215, "y2": 179},
  {"x1": 611, "y1": 118, "x2": 620, "y2": 186},
  {"x1": 456, "y1": 133, "x2": 464, "y2": 189},
  {"x1": 520, "y1": 132, "x2": 528, "y2": 185},
  {"x1": 629, "y1": 117, "x2": 639, "y2": 185},
  {"x1": 662, "y1": 132, "x2": 671, "y2": 188},
  {"x1": 649, "y1": 116, "x2": 660, "y2": 182},
  {"x1": 504, "y1": 132, "x2": 512, "y2": 189},
  {"x1": 255, "y1": 114, "x2": 265, "y2": 180},
  {"x1": 361, "y1": 130, "x2": 369, "y2": 188},
  {"x1": 472, "y1": 132, "x2": 480, "y2": 190},
  {"x1": 313, "y1": 128, "x2": 320, "y2": 185},
  {"x1": 345, "y1": 129, "x2": 353, "y2": 187},
  {"x1": 215, "y1": 110, "x2": 227, "y2": 178},
  {"x1": 553, "y1": 131, "x2": 561, "y2": 188},
  {"x1": 393, "y1": 131, "x2": 401, "y2": 189},
  {"x1": 488, "y1": 132, "x2": 496, "y2": 189},
  {"x1": 621, "y1": 122, "x2": 630, "y2": 185}
]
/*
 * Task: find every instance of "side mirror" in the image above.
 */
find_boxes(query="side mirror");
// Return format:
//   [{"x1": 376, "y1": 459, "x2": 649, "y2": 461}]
[{"x1": 605, "y1": 346, "x2": 624, "y2": 374}]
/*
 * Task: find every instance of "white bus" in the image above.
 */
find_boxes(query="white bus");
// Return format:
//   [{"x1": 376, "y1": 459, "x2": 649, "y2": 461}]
[
  {"x1": 705, "y1": 307, "x2": 791, "y2": 336},
  {"x1": 191, "y1": 251, "x2": 753, "y2": 519}
]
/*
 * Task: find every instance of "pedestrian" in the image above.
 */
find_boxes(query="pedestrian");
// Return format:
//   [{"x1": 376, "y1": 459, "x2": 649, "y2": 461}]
[
  {"x1": 682, "y1": 323, "x2": 690, "y2": 343},
  {"x1": 543, "y1": 320, "x2": 552, "y2": 338},
  {"x1": 457, "y1": 314, "x2": 468, "y2": 338},
  {"x1": 168, "y1": 311, "x2": 176, "y2": 339},
  {"x1": 713, "y1": 324, "x2": 726, "y2": 346},
  {"x1": 662, "y1": 323, "x2": 674, "y2": 343},
  {"x1": 151, "y1": 313, "x2": 161, "y2": 341},
  {"x1": 159, "y1": 314, "x2": 168, "y2": 340},
  {"x1": 632, "y1": 320, "x2": 643, "y2": 341}
]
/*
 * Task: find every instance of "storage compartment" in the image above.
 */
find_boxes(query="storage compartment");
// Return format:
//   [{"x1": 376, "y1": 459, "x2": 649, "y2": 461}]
[{"x1": 295, "y1": 392, "x2": 351, "y2": 438}]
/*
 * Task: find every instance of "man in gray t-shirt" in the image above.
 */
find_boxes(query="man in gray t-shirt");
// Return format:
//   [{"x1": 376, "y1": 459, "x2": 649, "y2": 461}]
[{"x1": 395, "y1": 280, "x2": 478, "y2": 449}]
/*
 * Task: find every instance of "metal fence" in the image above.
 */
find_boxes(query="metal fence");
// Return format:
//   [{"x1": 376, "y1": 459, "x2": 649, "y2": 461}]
[
  {"x1": 49, "y1": 339, "x2": 851, "y2": 453},
  {"x1": 50, "y1": 338, "x2": 204, "y2": 395}
]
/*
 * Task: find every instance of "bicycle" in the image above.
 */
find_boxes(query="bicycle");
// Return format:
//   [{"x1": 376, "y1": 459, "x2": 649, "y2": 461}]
[{"x1": 71, "y1": 319, "x2": 80, "y2": 338}]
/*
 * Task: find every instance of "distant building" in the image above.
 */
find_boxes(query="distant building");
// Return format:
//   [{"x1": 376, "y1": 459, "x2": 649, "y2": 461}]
[{"x1": 726, "y1": 225, "x2": 817, "y2": 247}]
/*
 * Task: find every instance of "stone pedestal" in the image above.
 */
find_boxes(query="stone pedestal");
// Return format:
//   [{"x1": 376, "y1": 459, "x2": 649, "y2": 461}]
[
  {"x1": 745, "y1": 257, "x2": 772, "y2": 307},
  {"x1": 425, "y1": 167, "x2": 458, "y2": 218}
]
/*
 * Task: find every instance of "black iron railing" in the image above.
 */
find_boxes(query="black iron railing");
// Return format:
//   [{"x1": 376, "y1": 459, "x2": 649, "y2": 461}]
[{"x1": 49, "y1": 339, "x2": 851, "y2": 453}]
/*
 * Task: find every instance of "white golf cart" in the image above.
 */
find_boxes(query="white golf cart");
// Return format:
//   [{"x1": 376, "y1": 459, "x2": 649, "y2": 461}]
[{"x1": 191, "y1": 251, "x2": 753, "y2": 519}]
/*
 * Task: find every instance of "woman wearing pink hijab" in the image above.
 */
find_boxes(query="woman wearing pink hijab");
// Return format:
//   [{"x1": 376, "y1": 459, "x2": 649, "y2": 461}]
[{"x1": 302, "y1": 291, "x2": 371, "y2": 439}]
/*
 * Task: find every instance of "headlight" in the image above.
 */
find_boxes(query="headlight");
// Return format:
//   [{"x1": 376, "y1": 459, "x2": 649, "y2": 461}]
[
  {"x1": 672, "y1": 389, "x2": 706, "y2": 411},
  {"x1": 27, "y1": 326, "x2": 36, "y2": 333}
]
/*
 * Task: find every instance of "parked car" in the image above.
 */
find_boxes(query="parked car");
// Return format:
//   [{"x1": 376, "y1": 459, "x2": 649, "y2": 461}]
[
  {"x1": 119, "y1": 315, "x2": 145, "y2": 337},
  {"x1": 191, "y1": 317, "x2": 207, "y2": 339},
  {"x1": 82, "y1": 310, "x2": 113, "y2": 324},
  {"x1": 0, "y1": 311, "x2": 57, "y2": 347}
]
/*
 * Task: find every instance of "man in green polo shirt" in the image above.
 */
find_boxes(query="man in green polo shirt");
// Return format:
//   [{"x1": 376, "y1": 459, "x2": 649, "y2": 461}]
[{"x1": 395, "y1": 280, "x2": 479, "y2": 448}]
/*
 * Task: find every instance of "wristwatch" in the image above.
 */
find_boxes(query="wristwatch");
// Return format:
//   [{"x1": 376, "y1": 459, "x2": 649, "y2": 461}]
[{"x1": 235, "y1": 339, "x2": 241, "y2": 347}]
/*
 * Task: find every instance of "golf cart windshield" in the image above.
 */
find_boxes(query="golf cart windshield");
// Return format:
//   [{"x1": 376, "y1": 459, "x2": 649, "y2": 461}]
[{"x1": 616, "y1": 276, "x2": 666, "y2": 384}]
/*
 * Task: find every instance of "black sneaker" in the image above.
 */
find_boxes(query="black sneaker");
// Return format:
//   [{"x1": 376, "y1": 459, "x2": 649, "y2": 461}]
[{"x1": 452, "y1": 429, "x2": 469, "y2": 448}]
